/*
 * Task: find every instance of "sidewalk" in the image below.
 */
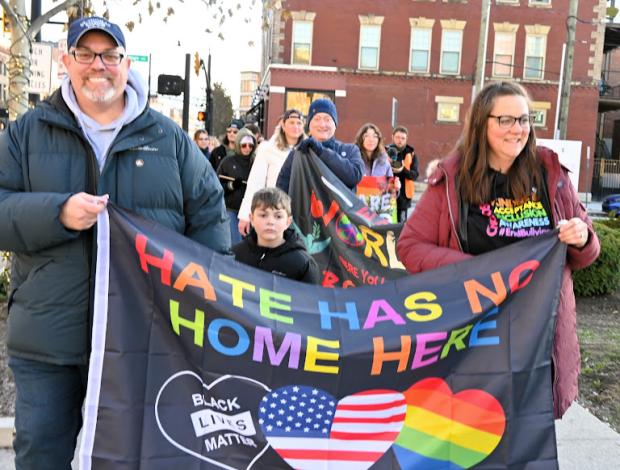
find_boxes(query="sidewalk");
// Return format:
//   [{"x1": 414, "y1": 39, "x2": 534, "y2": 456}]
[{"x1": 0, "y1": 402, "x2": 618, "y2": 469}]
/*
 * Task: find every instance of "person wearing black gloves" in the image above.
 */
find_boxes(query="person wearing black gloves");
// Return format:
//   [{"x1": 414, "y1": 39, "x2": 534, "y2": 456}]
[
  {"x1": 387, "y1": 125, "x2": 419, "y2": 222},
  {"x1": 217, "y1": 127, "x2": 256, "y2": 244},
  {"x1": 276, "y1": 98, "x2": 364, "y2": 193}
]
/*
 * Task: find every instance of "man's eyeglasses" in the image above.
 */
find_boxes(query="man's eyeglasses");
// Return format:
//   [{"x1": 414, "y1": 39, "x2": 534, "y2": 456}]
[
  {"x1": 71, "y1": 48, "x2": 125, "y2": 66},
  {"x1": 240, "y1": 143, "x2": 254, "y2": 149},
  {"x1": 488, "y1": 114, "x2": 532, "y2": 129}
]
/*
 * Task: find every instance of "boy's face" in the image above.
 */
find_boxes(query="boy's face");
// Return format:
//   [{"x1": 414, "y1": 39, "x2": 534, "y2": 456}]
[{"x1": 249, "y1": 205, "x2": 292, "y2": 248}]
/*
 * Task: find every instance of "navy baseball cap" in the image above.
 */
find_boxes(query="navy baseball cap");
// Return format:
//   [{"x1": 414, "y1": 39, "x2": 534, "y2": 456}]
[{"x1": 67, "y1": 16, "x2": 126, "y2": 49}]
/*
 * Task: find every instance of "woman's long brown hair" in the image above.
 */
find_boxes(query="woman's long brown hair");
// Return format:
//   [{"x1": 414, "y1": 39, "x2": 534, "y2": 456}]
[
  {"x1": 457, "y1": 81, "x2": 543, "y2": 205},
  {"x1": 354, "y1": 123, "x2": 386, "y2": 165}
]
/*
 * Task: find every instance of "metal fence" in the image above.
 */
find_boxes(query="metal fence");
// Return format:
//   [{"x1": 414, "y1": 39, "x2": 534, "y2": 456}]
[{"x1": 592, "y1": 159, "x2": 620, "y2": 199}]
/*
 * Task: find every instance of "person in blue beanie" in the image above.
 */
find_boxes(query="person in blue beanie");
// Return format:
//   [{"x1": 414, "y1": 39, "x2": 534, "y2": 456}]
[{"x1": 276, "y1": 98, "x2": 364, "y2": 193}]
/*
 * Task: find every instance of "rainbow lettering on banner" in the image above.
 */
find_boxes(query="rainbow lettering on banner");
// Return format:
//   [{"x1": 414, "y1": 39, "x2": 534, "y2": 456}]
[
  {"x1": 393, "y1": 377, "x2": 506, "y2": 469},
  {"x1": 356, "y1": 176, "x2": 399, "y2": 224}
]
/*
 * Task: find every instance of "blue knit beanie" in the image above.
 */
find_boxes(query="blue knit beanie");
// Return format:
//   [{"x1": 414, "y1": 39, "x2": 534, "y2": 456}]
[{"x1": 307, "y1": 98, "x2": 338, "y2": 128}]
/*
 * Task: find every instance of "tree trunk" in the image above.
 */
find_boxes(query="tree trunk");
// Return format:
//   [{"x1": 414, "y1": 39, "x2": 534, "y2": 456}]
[{"x1": 7, "y1": 0, "x2": 29, "y2": 119}]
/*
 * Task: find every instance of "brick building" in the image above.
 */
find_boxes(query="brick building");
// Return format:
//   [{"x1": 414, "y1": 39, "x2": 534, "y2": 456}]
[{"x1": 258, "y1": 0, "x2": 606, "y2": 191}]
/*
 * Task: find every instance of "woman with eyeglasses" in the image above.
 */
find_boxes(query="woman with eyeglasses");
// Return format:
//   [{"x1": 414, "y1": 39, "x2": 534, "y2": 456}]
[
  {"x1": 210, "y1": 118, "x2": 244, "y2": 171},
  {"x1": 217, "y1": 128, "x2": 256, "y2": 244},
  {"x1": 354, "y1": 123, "x2": 393, "y2": 177},
  {"x1": 237, "y1": 109, "x2": 306, "y2": 236},
  {"x1": 397, "y1": 81, "x2": 600, "y2": 419}
]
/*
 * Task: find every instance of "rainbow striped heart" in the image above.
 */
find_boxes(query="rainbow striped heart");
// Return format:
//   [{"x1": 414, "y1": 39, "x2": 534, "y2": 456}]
[
  {"x1": 393, "y1": 378, "x2": 506, "y2": 469},
  {"x1": 259, "y1": 385, "x2": 406, "y2": 470}
]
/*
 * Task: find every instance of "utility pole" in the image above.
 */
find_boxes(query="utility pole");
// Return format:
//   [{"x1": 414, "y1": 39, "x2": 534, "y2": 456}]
[
  {"x1": 206, "y1": 53, "x2": 213, "y2": 135},
  {"x1": 558, "y1": 0, "x2": 579, "y2": 140},
  {"x1": 473, "y1": 0, "x2": 491, "y2": 99},
  {"x1": 182, "y1": 53, "x2": 190, "y2": 132}
]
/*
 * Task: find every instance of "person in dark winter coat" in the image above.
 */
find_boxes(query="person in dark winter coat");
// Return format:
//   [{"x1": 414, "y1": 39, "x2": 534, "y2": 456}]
[
  {"x1": 386, "y1": 125, "x2": 419, "y2": 222},
  {"x1": 193, "y1": 129, "x2": 211, "y2": 160},
  {"x1": 0, "y1": 17, "x2": 230, "y2": 469},
  {"x1": 397, "y1": 81, "x2": 600, "y2": 419},
  {"x1": 217, "y1": 127, "x2": 256, "y2": 244},
  {"x1": 233, "y1": 187, "x2": 320, "y2": 284},
  {"x1": 210, "y1": 118, "x2": 244, "y2": 170},
  {"x1": 276, "y1": 98, "x2": 364, "y2": 193}
]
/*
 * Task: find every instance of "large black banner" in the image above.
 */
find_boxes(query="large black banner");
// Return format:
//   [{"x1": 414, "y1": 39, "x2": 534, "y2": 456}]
[
  {"x1": 288, "y1": 151, "x2": 408, "y2": 288},
  {"x1": 80, "y1": 204, "x2": 565, "y2": 469}
]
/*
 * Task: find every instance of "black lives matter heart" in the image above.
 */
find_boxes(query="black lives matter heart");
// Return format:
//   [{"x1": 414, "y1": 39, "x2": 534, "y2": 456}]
[{"x1": 154, "y1": 371, "x2": 272, "y2": 469}]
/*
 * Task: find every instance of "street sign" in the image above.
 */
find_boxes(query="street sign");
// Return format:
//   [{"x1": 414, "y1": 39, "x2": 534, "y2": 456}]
[
  {"x1": 128, "y1": 54, "x2": 149, "y2": 62},
  {"x1": 27, "y1": 42, "x2": 53, "y2": 94}
]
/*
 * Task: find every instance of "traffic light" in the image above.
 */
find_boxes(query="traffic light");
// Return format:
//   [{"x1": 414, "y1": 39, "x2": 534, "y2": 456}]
[
  {"x1": 197, "y1": 111, "x2": 206, "y2": 122},
  {"x1": 194, "y1": 52, "x2": 201, "y2": 76}
]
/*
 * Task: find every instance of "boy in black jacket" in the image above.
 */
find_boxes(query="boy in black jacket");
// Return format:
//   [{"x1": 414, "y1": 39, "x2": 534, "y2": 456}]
[{"x1": 232, "y1": 188, "x2": 321, "y2": 284}]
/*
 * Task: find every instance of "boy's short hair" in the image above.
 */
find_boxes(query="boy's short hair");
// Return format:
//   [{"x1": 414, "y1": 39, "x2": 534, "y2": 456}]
[
  {"x1": 392, "y1": 125, "x2": 408, "y2": 135},
  {"x1": 251, "y1": 187, "x2": 292, "y2": 215}
]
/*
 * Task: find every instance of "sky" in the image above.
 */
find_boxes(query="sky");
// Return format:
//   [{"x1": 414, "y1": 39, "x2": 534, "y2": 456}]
[{"x1": 37, "y1": 0, "x2": 263, "y2": 110}]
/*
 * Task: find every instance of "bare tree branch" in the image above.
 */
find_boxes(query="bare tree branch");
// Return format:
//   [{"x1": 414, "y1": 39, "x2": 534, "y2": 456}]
[{"x1": 29, "y1": 0, "x2": 83, "y2": 38}]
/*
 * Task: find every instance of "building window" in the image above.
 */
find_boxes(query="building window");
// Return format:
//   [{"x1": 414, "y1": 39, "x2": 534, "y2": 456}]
[
  {"x1": 359, "y1": 24, "x2": 381, "y2": 70},
  {"x1": 410, "y1": 28, "x2": 432, "y2": 73},
  {"x1": 292, "y1": 20, "x2": 313, "y2": 65},
  {"x1": 524, "y1": 34, "x2": 546, "y2": 80},
  {"x1": 440, "y1": 29, "x2": 463, "y2": 75},
  {"x1": 530, "y1": 101, "x2": 551, "y2": 128},
  {"x1": 435, "y1": 96, "x2": 463, "y2": 123},
  {"x1": 529, "y1": 0, "x2": 551, "y2": 6},
  {"x1": 530, "y1": 109, "x2": 546, "y2": 127},
  {"x1": 285, "y1": 89, "x2": 336, "y2": 116},
  {"x1": 492, "y1": 30, "x2": 516, "y2": 78}
]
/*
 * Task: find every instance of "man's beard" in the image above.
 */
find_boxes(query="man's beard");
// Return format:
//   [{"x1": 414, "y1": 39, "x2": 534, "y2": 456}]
[{"x1": 80, "y1": 79, "x2": 117, "y2": 103}]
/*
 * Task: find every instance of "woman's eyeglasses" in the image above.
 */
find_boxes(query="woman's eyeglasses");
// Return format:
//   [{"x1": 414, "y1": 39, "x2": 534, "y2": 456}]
[
  {"x1": 488, "y1": 114, "x2": 532, "y2": 129},
  {"x1": 240, "y1": 143, "x2": 254, "y2": 149}
]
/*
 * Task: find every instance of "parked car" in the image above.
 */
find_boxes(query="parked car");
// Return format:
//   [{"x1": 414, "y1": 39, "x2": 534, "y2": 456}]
[{"x1": 602, "y1": 194, "x2": 620, "y2": 217}]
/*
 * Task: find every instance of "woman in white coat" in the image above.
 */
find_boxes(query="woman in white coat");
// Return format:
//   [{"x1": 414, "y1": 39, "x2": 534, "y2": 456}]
[{"x1": 238, "y1": 109, "x2": 305, "y2": 236}]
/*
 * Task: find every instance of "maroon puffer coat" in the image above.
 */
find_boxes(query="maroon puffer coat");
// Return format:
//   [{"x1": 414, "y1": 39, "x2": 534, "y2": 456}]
[{"x1": 397, "y1": 147, "x2": 600, "y2": 418}]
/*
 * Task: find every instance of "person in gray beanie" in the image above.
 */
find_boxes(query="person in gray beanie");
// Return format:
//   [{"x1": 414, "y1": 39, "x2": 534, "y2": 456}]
[{"x1": 276, "y1": 98, "x2": 364, "y2": 192}]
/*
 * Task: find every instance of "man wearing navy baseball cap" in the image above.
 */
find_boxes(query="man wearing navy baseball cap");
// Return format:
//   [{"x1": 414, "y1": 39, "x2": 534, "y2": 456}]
[
  {"x1": 276, "y1": 98, "x2": 364, "y2": 193},
  {"x1": 0, "y1": 16, "x2": 230, "y2": 469}
]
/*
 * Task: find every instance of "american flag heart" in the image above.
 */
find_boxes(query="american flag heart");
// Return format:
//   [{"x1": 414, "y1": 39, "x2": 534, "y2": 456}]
[{"x1": 259, "y1": 385, "x2": 406, "y2": 470}]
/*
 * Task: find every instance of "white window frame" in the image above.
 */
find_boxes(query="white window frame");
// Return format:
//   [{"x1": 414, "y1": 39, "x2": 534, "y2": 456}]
[
  {"x1": 440, "y1": 29, "x2": 463, "y2": 75},
  {"x1": 492, "y1": 31, "x2": 516, "y2": 78},
  {"x1": 435, "y1": 96, "x2": 463, "y2": 123},
  {"x1": 358, "y1": 24, "x2": 382, "y2": 70},
  {"x1": 410, "y1": 27, "x2": 432, "y2": 73},
  {"x1": 523, "y1": 34, "x2": 547, "y2": 80},
  {"x1": 291, "y1": 20, "x2": 313, "y2": 65},
  {"x1": 529, "y1": 0, "x2": 551, "y2": 6}
]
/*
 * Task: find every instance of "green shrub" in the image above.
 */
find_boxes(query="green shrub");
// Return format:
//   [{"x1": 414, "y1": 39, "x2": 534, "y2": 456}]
[
  {"x1": 573, "y1": 221, "x2": 620, "y2": 296},
  {"x1": 599, "y1": 217, "x2": 620, "y2": 231}
]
